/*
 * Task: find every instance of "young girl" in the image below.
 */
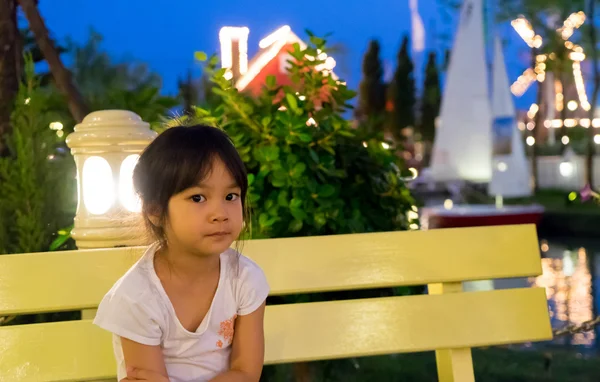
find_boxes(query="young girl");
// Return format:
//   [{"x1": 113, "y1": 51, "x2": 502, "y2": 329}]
[{"x1": 94, "y1": 125, "x2": 270, "y2": 382}]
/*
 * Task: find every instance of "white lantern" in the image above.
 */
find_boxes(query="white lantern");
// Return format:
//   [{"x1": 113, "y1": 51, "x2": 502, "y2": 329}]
[{"x1": 66, "y1": 110, "x2": 157, "y2": 249}]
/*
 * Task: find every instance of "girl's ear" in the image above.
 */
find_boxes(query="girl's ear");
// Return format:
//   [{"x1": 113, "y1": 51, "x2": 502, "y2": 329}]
[{"x1": 145, "y1": 203, "x2": 163, "y2": 226}]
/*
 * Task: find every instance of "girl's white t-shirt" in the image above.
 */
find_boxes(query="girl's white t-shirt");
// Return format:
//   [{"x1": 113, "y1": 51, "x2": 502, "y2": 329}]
[{"x1": 93, "y1": 244, "x2": 270, "y2": 382}]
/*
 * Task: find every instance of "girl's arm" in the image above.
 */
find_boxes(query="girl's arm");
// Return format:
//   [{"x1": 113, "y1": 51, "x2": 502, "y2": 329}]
[
  {"x1": 209, "y1": 302, "x2": 267, "y2": 382},
  {"x1": 120, "y1": 338, "x2": 169, "y2": 382}
]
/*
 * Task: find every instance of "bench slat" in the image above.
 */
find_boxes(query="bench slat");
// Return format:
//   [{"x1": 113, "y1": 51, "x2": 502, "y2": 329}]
[
  {"x1": 0, "y1": 225, "x2": 541, "y2": 315},
  {"x1": 0, "y1": 288, "x2": 552, "y2": 381}
]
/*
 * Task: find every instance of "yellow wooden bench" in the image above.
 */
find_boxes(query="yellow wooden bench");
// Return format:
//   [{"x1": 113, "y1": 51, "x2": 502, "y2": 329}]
[{"x1": 0, "y1": 224, "x2": 552, "y2": 381}]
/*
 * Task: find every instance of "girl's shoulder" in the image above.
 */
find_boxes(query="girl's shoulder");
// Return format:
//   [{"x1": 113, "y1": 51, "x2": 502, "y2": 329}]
[
  {"x1": 222, "y1": 248, "x2": 266, "y2": 281},
  {"x1": 222, "y1": 248, "x2": 270, "y2": 316},
  {"x1": 94, "y1": 245, "x2": 165, "y2": 346},
  {"x1": 103, "y1": 245, "x2": 161, "y2": 305}
]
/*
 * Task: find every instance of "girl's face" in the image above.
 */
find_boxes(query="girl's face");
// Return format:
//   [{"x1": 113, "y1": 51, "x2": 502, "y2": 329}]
[{"x1": 163, "y1": 158, "x2": 244, "y2": 257}]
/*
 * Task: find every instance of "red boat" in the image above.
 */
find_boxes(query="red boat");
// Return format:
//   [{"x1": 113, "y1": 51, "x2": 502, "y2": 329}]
[{"x1": 422, "y1": 204, "x2": 545, "y2": 229}]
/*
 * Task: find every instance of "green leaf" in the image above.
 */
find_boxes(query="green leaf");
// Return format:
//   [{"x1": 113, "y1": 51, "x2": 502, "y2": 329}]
[
  {"x1": 286, "y1": 154, "x2": 299, "y2": 166},
  {"x1": 298, "y1": 133, "x2": 312, "y2": 143},
  {"x1": 285, "y1": 93, "x2": 299, "y2": 114},
  {"x1": 290, "y1": 198, "x2": 303, "y2": 209},
  {"x1": 291, "y1": 162, "x2": 307, "y2": 178},
  {"x1": 290, "y1": 207, "x2": 308, "y2": 221},
  {"x1": 265, "y1": 146, "x2": 280, "y2": 161},
  {"x1": 278, "y1": 190, "x2": 289, "y2": 207},
  {"x1": 266, "y1": 75, "x2": 277, "y2": 88},
  {"x1": 318, "y1": 184, "x2": 336, "y2": 198},
  {"x1": 309, "y1": 36, "x2": 325, "y2": 48},
  {"x1": 288, "y1": 219, "x2": 303, "y2": 233},
  {"x1": 248, "y1": 193, "x2": 261, "y2": 203},
  {"x1": 259, "y1": 213, "x2": 276, "y2": 227},
  {"x1": 309, "y1": 149, "x2": 319, "y2": 163},
  {"x1": 194, "y1": 51, "x2": 208, "y2": 62},
  {"x1": 261, "y1": 115, "x2": 272, "y2": 127},
  {"x1": 265, "y1": 199, "x2": 275, "y2": 211},
  {"x1": 247, "y1": 173, "x2": 255, "y2": 186},
  {"x1": 273, "y1": 168, "x2": 287, "y2": 180},
  {"x1": 314, "y1": 213, "x2": 327, "y2": 228},
  {"x1": 272, "y1": 178, "x2": 286, "y2": 188}
]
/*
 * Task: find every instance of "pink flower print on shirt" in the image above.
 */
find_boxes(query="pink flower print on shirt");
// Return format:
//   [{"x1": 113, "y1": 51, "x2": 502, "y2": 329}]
[{"x1": 216, "y1": 314, "x2": 237, "y2": 348}]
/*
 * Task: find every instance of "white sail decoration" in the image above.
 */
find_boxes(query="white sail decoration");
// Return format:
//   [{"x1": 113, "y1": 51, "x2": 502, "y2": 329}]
[
  {"x1": 409, "y1": 0, "x2": 425, "y2": 53},
  {"x1": 488, "y1": 37, "x2": 532, "y2": 197},
  {"x1": 430, "y1": 0, "x2": 492, "y2": 183}
]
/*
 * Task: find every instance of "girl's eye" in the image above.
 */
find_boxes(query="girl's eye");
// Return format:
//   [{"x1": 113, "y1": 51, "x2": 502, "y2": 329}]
[
  {"x1": 226, "y1": 193, "x2": 240, "y2": 201},
  {"x1": 190, "y1": 195, "x2": 206, "y2": 203}
]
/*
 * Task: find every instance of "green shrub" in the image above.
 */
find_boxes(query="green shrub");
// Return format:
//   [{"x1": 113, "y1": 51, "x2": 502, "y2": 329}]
[
  {"x1": 0, "y1": 56, "x2": 76, "y2": 254},
  {"x1": 191, "y1": 33, "x2": 417, "y2": 239}
]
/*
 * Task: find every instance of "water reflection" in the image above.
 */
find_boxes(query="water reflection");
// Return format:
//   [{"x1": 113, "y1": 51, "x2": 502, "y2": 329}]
[
  {"x1": 493, "y1": 238, "x2": 599, "y2": 352},
  {"x1": 530, "y1": 245, "x2": 595, "y2": 348}
]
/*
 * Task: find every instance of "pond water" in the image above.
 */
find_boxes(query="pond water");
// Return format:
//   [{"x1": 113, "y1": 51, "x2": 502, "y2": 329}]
[{"x1": 493, "y1": 236, "x2": 600, "y2": 354}]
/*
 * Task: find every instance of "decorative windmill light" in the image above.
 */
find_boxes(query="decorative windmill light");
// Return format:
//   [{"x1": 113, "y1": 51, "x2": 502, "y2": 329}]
[{"x1": 510, "y1": 11, "x2": 590, "y2": 115}]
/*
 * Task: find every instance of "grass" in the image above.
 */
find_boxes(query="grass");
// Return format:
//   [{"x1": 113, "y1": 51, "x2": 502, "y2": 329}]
[
  {"x1": 465, "y1": 188, "x2": 600, "y2": 215},
  {"x1": 507, "y1": 189, "x2": 599, "y2": 215},
  {"x1": 261, "y1": 347, "x2": 600, "y2": 382}
]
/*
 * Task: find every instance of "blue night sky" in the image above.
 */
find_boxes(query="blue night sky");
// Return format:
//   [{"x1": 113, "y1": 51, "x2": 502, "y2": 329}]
[{"x1": 40, "y1": 0, "x2": 537, "y2": 109}]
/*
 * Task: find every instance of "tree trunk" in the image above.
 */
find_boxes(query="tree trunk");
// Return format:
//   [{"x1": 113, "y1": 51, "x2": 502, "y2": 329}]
[
  {"x1": 532, "y1": 47, "x2": 544, "y2": 192},
  {"x1": 0, "y1": 0, "x2": 19, "y2": 154},
  {"x1": 587, "y1": 0, "x2": 600, "y2": 188},
  {"x1": 18, "y1": 0, "x2": 89, "y2": 122}
]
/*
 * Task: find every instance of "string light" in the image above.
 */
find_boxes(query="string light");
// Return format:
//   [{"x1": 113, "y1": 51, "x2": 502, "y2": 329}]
[
  {"x1": 526, "y1": 136, "x2": 536, "y2": 146},
  {"x1": 527, "y1": 103, "x2": 539, "y2": 119},
  {"x1": 512, "y1": 11, "x2": 587, "y2": 107},
  {"x1": 235, "y1": 26, "x2": 338, "y2": 91},
  {"x1": 511, "y1": 68, "x2": 537, "y2": 96},
  {"x1": 24, "y1": 98, "x2": 30, "y2": 105},
  {"x1": 236, "y1": 38, "x2": 288, "y2": 91},
  {"x1": 562, "y1": 136, "x2": 570, "y2": 145},
  {"x1": 259, "y1": 25, "x2": 292, "y2": 48},
  {"x1": 542, "y1": 118, "x2": 600, "y2": 128},
  {"x1": 527, "y1": 122, "x2": 535, "y2": 130},
  {"x1": 580, "y1": 118, "x2": 591, "y2": 128},
  {"x1": 594, "y1": 135, "x2": 600, "y2": 144},
  {"x1": 381, "y1": 142, "x2": 391, "y2": 149},
  {"x1": 572, "y1": 61, "x2": 591, "y2": 111},
  {"x1": 511, "y1": 17, "x2": 541, "y2": 48},
  {"x1": 568, "y1": 100, "x2": 578, "y2": 111},
  {"x1": 219, "y1": 26, "x2": 250, "y2": 78},
  {"x1": 555, "y1": 80, "x2": 564, "y2": 112},
  {"x1": 49, "y1": 121, "x2": 63, "y2": 131},
  {"x1": 558, "y1": 11, "x2": 586, "y2": 40}
]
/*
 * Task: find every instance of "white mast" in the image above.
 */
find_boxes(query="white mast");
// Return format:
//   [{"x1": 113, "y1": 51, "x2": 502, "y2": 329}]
[
  {"x1": 430, "y1": 0, "x2": 492, "y2": 183},
  {"x1": 488, "y1": 36, "x2": 532, "y2": 197}
]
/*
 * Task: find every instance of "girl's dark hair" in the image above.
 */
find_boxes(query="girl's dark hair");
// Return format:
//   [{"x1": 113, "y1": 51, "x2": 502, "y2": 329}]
[{"x1": 133, "y1": 125, "x2": 248, "y2": 247}]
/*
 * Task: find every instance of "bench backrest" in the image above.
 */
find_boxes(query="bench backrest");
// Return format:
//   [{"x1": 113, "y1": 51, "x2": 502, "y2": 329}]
[{"x1": 0, "y1": 224, "x2": 552, "y2": 381}]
